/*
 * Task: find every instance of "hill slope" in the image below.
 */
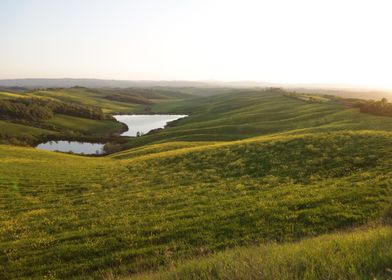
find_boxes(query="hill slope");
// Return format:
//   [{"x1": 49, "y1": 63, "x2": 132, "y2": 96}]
[
  {"x1": 1, "y1": 130, "x2": 392, "y2": 279},
  {"x1": 2, "y1": 88, "x2": 392, "y2": 279},
  {"x1": 121, "y1": 89, "x2": 392, "y2": 148},
  {"x1": 0, "y1": 86, "x2": 193, "y2": 145},
  {"x1": 132, "y1": 226, "x2": 392, "y2": 280}
]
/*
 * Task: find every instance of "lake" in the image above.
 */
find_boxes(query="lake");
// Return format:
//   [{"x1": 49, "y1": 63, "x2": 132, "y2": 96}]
[
  {"x1": 36, "y1": 114, "x2": 187, "y2": 154},
  {"x1": 113, "y1": 114, "x2": 187, "y2": 137},
  {"x1": 36, "y1": 141, "x2": 105, "y2": 155}
]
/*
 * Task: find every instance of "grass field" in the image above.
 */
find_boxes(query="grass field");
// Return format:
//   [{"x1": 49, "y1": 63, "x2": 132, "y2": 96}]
[
  {"x1": 30, "y1": 87, "x2": 194, "y2": 113},
  {"x1": 0, "y1": 87, "x2": 195, "y2": 143},
  {"x1": 0, "y1": 120, "x2": 55, "y2": 137},
  {"x1": 46, "y1": 114, "x2": 124, "y2": 136},
  {"x1": 31, "y1": 88, "x2": 140, "y2": 113},
  {"x1": 121, "y1": 89, "x2": 392, "y2": 148},
  {"x1": 0, "y1": 115, "x2": 123, "y2": 144},
  {"x1": 0, "y1": 91, "x2": 27, "y2": 99},
  {"x1": 132, "y1": 225, "x2": 392, "y2": 280},
  {"x1": 1, "y1": 88, "x2": 392, "y2": 279},
  {"x1": 1, "y1": 130, "x2": 392, "y2": 279}
]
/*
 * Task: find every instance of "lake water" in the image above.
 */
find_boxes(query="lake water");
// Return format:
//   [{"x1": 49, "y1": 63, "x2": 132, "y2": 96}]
[
  {"x1": 36, "y1": 114, "x2": 187, "y2": 154},
  {"x1": 36, "y1": 141, "x2": 105, "y2": 155},
  {"x1": 113, "y1": 114, "x2": 187, "y2": 137}
]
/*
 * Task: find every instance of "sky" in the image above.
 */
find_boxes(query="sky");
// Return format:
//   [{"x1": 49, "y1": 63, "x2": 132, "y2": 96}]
[{"x1": 1, "y1": 0, "x2": 392, "y2": 89}]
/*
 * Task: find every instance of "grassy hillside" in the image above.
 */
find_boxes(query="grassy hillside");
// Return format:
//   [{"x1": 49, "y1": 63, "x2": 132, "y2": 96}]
[
  {"x1": 46, "y1": 114, "x2": 124, "y2": 136},
  {"x1": 2, "y1": 87, "x2": 392, "y2": 279},
  {"x1": 0, "y1": 86, "x2": 195, "y2": 144},
  {"x1": 1, "y1": 131, "x2": 392, "y2": 279},
  {"x1": 30, "y1": 87, "x2": 194, "y2": 113},
  {"x1": 132, "y1": 225, "x2": 392, "y2": 280},
  {"x1": 110, "y1": 141, "x2": 217, "y2": 159},
  {"x1": 30, "y1": 88, "x2": 140, "y2": 113},
  {"x1": 121, "y1": 89, "x2": 392, "y2": 148},
  {"x1": 3, "y1": 87, "x2": 392, "y2": 147},
  {"x1": 0, "y1": 120, "x2": 57, "y2": 145},
  {"x1": 0, "y1": 91, "x2": 27, "y2": 99},
  {"x1": 0, "y1": 120, "x2": 55, "y2": 137}
]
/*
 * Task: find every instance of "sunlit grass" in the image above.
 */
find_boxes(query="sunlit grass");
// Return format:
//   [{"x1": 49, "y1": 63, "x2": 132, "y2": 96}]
[
  {"x1": 132, "y1": 226, "x2": 392, "y2": 280},
  {"x1": 1, "y1": 131, "x2": 392, "y2": 279},
  {"x1": 2, "y1": 88, "x2": 392, "y2": 279}
]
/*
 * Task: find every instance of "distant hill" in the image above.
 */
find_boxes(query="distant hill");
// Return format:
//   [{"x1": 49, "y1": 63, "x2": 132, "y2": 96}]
[
  {"x1": 289, "y1": 87, "x2": 392, "y2": 100},
  {"x1": 0, "y1": 78, "x2": 215, "y2": 89},
  {"x1": 1, "y1": 78, "x2": 392, "y2": 99}
]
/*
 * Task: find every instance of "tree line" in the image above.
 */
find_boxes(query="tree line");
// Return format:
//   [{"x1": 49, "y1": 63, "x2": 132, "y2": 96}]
[
  {"x1": 356, "y1": 98, "x2": 392, "y2": 117},
  {"x1": 0, "y1": 98, "x2": 106, "y2": 122}
]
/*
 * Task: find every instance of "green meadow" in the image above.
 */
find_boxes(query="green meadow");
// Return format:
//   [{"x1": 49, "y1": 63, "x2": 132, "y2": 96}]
[
  {"x1": 121, "y1": 89, "x2": 392, "y2": 148},
  {"x1": 133, "y1": 226, "x2": 392, "y2": 280},
  {"x1": 0, "y1": 88, "x2": 392, "y2": 279},
  {"x1": 0, "y1": 87, "x2": 192, "y2": 144},
  {"x1": 46, "y1": 115, "x2": 124, "y2": 136}
]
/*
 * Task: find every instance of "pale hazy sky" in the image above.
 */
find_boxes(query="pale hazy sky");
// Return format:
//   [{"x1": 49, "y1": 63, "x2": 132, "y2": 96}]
[{"x1": 1, "y1": 0, "x2": 392, "y2": 88}]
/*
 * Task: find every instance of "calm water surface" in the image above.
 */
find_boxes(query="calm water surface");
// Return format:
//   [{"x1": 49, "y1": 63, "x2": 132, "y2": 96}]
[
  {"x1": 113, "y1": 114, "x2": 187, "y2": 136},
  {"x1": 36, "y1": 114, "x2": 187, "y2": 154},
  {"x1": 36, "y1": 141, "x2": 105, "y2": 155}
]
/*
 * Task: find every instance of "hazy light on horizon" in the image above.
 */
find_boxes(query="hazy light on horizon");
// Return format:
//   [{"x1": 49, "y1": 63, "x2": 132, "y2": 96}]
[{"x1": 1, "y1": 0, "x2": 392, "y2": 89}]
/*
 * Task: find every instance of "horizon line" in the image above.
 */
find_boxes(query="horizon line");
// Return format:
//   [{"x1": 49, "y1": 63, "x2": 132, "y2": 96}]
[{"x1": 1, "y1": 77, "x2": 392, "y2": 92}]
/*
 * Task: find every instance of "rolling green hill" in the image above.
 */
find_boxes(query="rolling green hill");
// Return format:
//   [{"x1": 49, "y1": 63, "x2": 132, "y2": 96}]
[
  {"x1": 132, "y1": 225, "x2": 392, "y2": 280},
  {"x1": 29, "y1": 87, "x2": 194, "y2": 113},
  {"x1": 3, "y1": 87, "x2": 392, "y2": 147},
  {"x1": 1, "y1": 88, "x2": 392, "y2": 279},
  {"x1": 1, "y1": 130, "x2": 392, "y2": 279},
  {"x1": 0, "y1": 120, "x2": 57, "y2": 145},
  {"x1": 120, "y1": 89, "x2": 392, "y2": 149},
  {"x1": 46, "y1": 114, "x2": 124, "y2": 136},
  {"x1": 0, "y1": 87, "x2": 196, "y2": 145}
]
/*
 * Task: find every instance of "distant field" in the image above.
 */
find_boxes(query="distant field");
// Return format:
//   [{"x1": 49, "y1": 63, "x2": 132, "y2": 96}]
[
  {"x1": 122, "y1": 89, "x2": 392, "y2": 148},
  {"x1": 0, "y1": 91, "x2": 27, "y2": 99},
  {"x1": 285, "y1": 92, "x2": 331, "y2": 102},
  {"x1": 0, "y1": 87, "x2": 197, "y2": 143},
  {"x1": 0, "y1": 115, "x2": 122, "y2": 142},
  {"x1": 30, "y1": 87, "x2": 194, "y2": 113},
  {"x1": 3, "y1": 87, "x2": 392, "y2": 147},
  {"x1": 30, "y1": 88, "x2": 141, "y2": 113}
]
